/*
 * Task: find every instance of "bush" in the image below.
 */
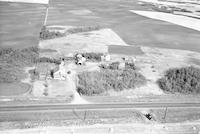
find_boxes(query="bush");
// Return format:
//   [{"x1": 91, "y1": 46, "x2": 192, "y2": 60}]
[
  {"x1": 39, "y1": 26, "x2": 65, "y2": 40},
  {"x1": 0, "y1": 48, "x2": 14, "y2": 56},
  {"x1": 99, "y1": 62, "x2": 120, "y2": 70},
  {"x1": 109, "y1": 62, "x2": 120, "y2": 70},
  {"x1": 125, "y1": 62, "x2": 137, "y2": 70},
  {"x1": 157, "y1": 66, "x2": 200, "y2": 94},
  {"x1": 67, "y1": 26, "x2": 101, "y2": 34},
  {"x1": 29, "y1": 69, "x2": 39, "y2": 81},
  {"x1": 77, "y1": 69, "x2": 146, "y2": 96},
  {"x1": 37, "y1": 57, "x2": 61, "y2": 64},
  {"x1": 81, "y1": 52, "x2": 103, "y2": 62},
  {"x1": 100, "y1": 62, "x2": 137, "y2": 70}
]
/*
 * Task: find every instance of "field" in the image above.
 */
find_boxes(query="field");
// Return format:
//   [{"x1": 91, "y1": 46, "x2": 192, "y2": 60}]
[
  {"x1": 0, "y1": 0, "x2": 200, "y2": 97},
  {"x1": 0, "y1": 0, "x2": 200, "y2": 52},
  {"x1": 39, "y1": 28, "x2": 127, "y2": 57},
  {"x1": 0, "y1": 2, "x2": 46, "y2": 49},
  {"x1": 108, "y1": 45, "x2": 144, "y2": 56},
  {"x1": 40, "y1": 0, "x2": 200, "y2": 52},
  {"x1": 0, "y1": 0, "x2": 200, "y2": 131}
]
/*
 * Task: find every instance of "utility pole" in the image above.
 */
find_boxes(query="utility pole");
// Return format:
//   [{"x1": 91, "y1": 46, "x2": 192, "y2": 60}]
[{"x1": 163, "y1": 107, "x2": 168, "y2": 123}]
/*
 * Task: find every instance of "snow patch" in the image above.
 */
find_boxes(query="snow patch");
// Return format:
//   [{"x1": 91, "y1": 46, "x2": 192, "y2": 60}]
[
  {"x1": 130, "y1": 10, "x2": 200, "y2": 32},
  {"x1": 68, "y1": 9, "x2": 93, "y2": 15},
  {"x1": 0, "y1": 98, "x2": 12, "y2": 101}
]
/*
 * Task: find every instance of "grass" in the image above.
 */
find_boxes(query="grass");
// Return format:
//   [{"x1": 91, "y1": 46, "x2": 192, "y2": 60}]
[
  {"x1": 151, "y1": 107, "x2": 200, "y2": 123},
  {"x1": 108, "y1": 45, "x2": 144, "y2": 56},
  {"x1": 157, "y1": 66, "x2": 200, "y2": 94},
  {"x1": 77, "y1": 69, "x2": 146, "y2": 96},
  {"x1": 0, "y1": 82, "x2": 30, "y2": 96},
  {"x1": 29, "y1": 62, "x2": 59, "y2": 81},
  {"x1": 190, "y1": 58, "x2": 200, "y2": 66}
]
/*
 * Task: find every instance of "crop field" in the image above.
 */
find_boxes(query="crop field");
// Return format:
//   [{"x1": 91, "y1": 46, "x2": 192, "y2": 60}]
[
  {"x1": 0, "y1": 2, "x2": 46, "y2": 49},
  {"x1": 42, "y1": 0, "x2": 200, "y2": 52},
  {"x1": 0, "y1": 0, "x2": 200, "y2": 52},
  {"x1": 1, "y1": 0, "x2": 200, "y2": 132}
]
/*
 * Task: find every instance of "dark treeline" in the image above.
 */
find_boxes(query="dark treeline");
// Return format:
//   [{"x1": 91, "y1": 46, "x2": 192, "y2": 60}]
[
  {"x1": 0, "y1": 47, "x2": 60, "y2": 82},
  {"x1": 39, "y1": 26, "x2": 65, "y2": 40},
  {"x1": 77, "y1": 69, "x2": 146, "y2": 96},
  {"x1": 157, "y1": 66, "x2": 200, "y2": 94}
]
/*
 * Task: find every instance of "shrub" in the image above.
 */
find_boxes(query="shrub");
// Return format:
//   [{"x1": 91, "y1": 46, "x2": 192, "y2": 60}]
[
  {"x1": 125, "y1": 62, "x2": 137, "y2": 70},
  {"x1": 29, "y1": 69, "x2": 39, "y2": 81},
  {"x1": 100, "y1": 62, "x2": 137, "y2": 70},
  {"x1": 39, "y1": 26, "x2": 65, "y2": 40},
  {"x1": 0, "y1": 48, "x2": 14, "y2": 56},
  {"x1": 109, "y1": 62, "x2": 120, "y2": 70},
  {"x1": 77, "y1": 69, "x2": 146, "y2": 96},
  {"x1": 99, "y1": 62, "x2": 120, "y2": 70},
  {"x1": 99, "y1": 64, "x2": 108, "y2": 69},
  {"x1": 81, "y1": 52, "x2": 103, "y2": 62},
  {"x1": 37, "y1": 57, "x2": 61, "y2": 64},
  {"x1": 157, "y1": 66, "x2": 200, "y2": 94},
  {"x1": 67, "y1": 26, "x2": 101, "y2": 34}
]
